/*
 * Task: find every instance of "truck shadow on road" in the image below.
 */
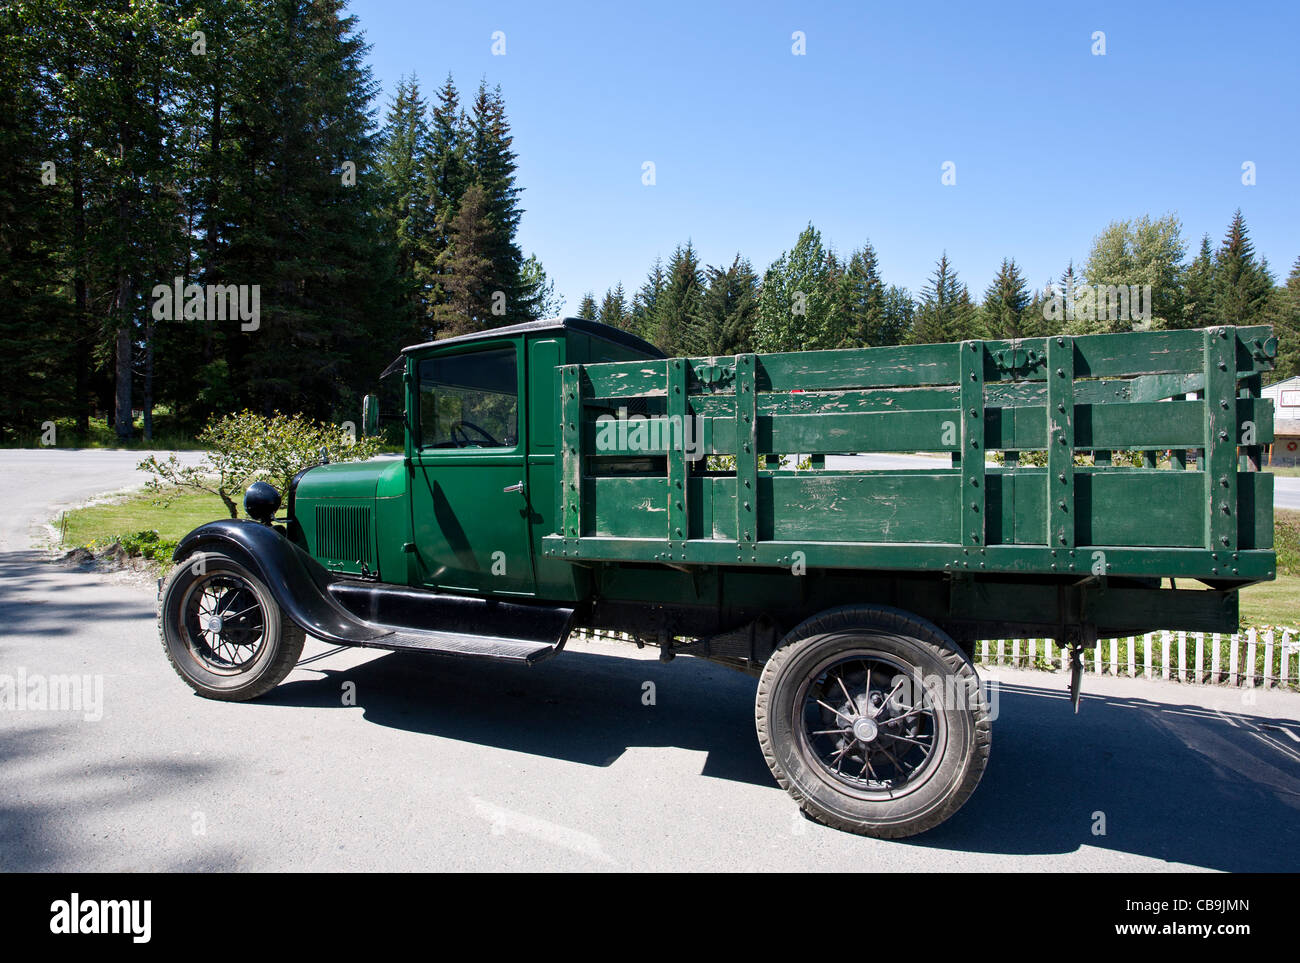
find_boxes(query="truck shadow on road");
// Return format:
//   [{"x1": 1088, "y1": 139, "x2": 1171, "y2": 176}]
[{"x1": 261, "y1": 645, "x2": 1300, "y2": 870}]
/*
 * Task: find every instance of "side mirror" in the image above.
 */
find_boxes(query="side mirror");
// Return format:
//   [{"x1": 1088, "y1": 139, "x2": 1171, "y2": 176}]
[{"x1": 362, "y1": 393, "x2": 380, "y2": 437}]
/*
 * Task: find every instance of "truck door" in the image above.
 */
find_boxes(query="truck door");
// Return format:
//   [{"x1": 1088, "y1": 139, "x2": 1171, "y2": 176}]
[{"x1": 409, "y1": 341, "x2": 536, "y2": 596}]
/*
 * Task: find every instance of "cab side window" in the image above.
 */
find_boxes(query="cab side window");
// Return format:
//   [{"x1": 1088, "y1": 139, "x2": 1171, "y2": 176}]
[{"x1": 417, "y1": 347, "x2": 518, "y2": 449}]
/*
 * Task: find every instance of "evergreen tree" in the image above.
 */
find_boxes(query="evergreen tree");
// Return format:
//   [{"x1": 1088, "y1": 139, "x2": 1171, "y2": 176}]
[
  {"x1": 598, "y1": 282, "x2": 630, "y2": 330},
  {"x1": 879, "y1": 285, "x2": 915, "y2": 346},
  {"x1": 694, "y1": 256, "x2": 759, "y2": 356},
  {"x1": 466, "y1": 80, "x2": 527, "y2": 323},
  {"x1": 433, "y1": 180, "x2": 495, "y2": 337},
  {"x1": 0, "y1": 1, "x2": 68, "y2": 440},
  {"x1": 420, "y1": 73, "x2": 469, "y2": 331},
  {"x1": 575, "y1": 291, "x2": 598, "y2": 320},
  {"x1": 220, "y1": 0, "x2": 393, "y2": 418},
  {"x1": 1213, "y1": 210, "x2": 1273, "y2": 325},
  {"x1": 631, "y1": 258, "x2": 666, "y2": 342},
  {"x1": 376, "y1": 75, "x2": 433, "y2": 342},
  {"x1": 1182, "y1": 234, "x2": 1216, "y2": 329},
  {"x1": 1265, "y1": 257, "x2": 1300, "y2": 382},
  {"x1": 836, "y1": 243, "x2": 886, "y2": 347},
  {"x1": 652, "y1": 242, "x2": 703, "y2": 356},
  {"x1": 909, "y1": 254, "x2": 979, "y2": 344},
  {"x1": 981, "y1": 257, "x2": 1035, "y2": 339}
]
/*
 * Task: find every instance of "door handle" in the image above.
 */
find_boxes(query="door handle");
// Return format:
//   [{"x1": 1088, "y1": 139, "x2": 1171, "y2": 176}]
[{"x1": 503, "y1": 481, "x2": 526, "y2": 495}]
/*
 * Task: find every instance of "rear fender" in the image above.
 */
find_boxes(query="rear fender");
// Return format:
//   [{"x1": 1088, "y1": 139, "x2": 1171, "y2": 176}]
[{"x1": 172, "y1": 520, "x2": 389, "y2": 645}]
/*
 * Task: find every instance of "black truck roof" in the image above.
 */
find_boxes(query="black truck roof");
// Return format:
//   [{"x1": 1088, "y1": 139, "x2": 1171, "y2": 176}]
[{"x1": 401, "y1": 316, "x2": 664, "y2": 359}]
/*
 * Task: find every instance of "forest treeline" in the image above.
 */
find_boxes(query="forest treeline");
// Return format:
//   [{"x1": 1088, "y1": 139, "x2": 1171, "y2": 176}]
[
  {"x1": 0, "y1": 0, "x2": 556, "y2": 441},
  {"x1": 2, "y1": 0, "x2": 1296, "y2": 444},
  {"x1": 575, "y1": 212, "x2": 1298, "y2": 378}
]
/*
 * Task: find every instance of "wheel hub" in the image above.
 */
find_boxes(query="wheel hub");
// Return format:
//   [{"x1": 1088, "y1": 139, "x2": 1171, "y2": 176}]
[
  {"x1": 852, "y1": 716, "x2": 879, "y2": 743},
  {"x1": 203, "y1": 614, "x2": 224, "y2": 634}
]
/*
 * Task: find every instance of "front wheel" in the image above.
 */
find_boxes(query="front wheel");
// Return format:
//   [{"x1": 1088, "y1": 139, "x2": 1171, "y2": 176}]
[
  {"x1": 159, "y1": 551, "x2": 305, "y2": 701},
  {"x1": 755, "y1": 605, "x2": 990, "y2": 838}
]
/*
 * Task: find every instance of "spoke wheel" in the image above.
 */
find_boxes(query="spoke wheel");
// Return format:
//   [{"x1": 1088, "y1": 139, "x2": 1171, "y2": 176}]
[
  {"x1": 159, "y1": 551, "x2": 306, "y2": 701},
  {"x1": 756, "y1": 605, "x2": 991, "y2": 838},
  {"x1": 797, "y1": 652, "x2": 943, "y2": 799},
  {"x1": 181, "y1": 573, "x2": 269, "y2": 675}
]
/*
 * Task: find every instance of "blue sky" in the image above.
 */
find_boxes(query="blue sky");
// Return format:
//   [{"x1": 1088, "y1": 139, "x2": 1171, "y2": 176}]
[{"x1": 348, "y1": 0, "x2": 1298, "y2": 312}]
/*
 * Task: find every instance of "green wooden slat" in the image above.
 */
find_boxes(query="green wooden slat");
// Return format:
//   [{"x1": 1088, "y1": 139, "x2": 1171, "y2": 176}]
[
  {"x1": 762, "y1": 473, "x2": 960, "y2": 542},
  {"x1": 1128, "y1": 372, "x2": 1205, "y2": 403},
  {"x1": 987, "y1": 397, "x2": 1272, "y2": 452},
  {"x1": 1073, "y1": 326, "x2": 1273, "y2": 378},
  {"x1": 560, "y1": 365, "x2": 584, "y2": 539},
  {"x1": 1204, "y1": 327, "x2": 1238, "y2": 552},
  {"x1": 694, "y1": 385, "x2": 959, "y2": 417},
  {"x1": 960, "y1": 342, "x2": 986, "y2": 547},
  {"x1": 585, "y1": 476, "x2": 668, "y2": 537},
  {"x1": 756, "y1": 343, "x2": 960, "y2": 391},
  {"x1": 760, "y1": 409, "x2": 960, "y2": 454},
  {"x1": 1046, "y1": 336, "x2": 1075, "y2": 549},
  {"x1": 667, "y1": 358, "x2": 689, "y2": 549},
  {"x1": 735, "y1": 354, "x2": 758, "y2": 559},
  {"x1": 540, "y1": 534, "x2": 1275, "y2": 581},
  {"x1": 1074, "y1": 471, "x2": 1205, "y2": 547},
  {"x1": 581, "y1": 359, "x2": 669, "y2": 398}
]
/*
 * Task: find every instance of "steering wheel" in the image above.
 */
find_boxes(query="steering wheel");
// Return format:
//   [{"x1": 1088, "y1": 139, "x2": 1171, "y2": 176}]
[{"x1": 449, "y1": 419, "x2": 501, "y2": 448}]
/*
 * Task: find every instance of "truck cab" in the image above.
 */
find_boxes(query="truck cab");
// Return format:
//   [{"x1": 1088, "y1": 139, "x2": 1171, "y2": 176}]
[{"x1": 288, "y1": 318, "x2": 662, "y2": 601}]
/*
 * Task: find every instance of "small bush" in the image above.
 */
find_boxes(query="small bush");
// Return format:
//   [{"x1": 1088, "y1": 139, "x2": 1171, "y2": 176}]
[{"x1": 138, "y1": 410, "x2": 382, "y2": 518}]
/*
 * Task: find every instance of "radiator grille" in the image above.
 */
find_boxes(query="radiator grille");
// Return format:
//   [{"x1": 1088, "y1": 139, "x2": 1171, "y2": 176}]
[{"x1": 315, "y1": 505, "x2": 373, "y2": 566}]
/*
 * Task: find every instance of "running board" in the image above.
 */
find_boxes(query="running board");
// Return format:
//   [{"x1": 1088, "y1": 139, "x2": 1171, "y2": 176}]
[
  {"x1": 323, "y1": 581, "x2": 575, "y2": 664},
  {"x1": 362, "y1": 629, "x2": 557, "y2": 664}
]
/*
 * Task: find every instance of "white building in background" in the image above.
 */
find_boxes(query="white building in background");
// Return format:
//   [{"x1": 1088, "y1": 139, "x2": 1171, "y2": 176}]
[{"x1": 1264, "y1": 375, "x2": 1300, "y2": 467}]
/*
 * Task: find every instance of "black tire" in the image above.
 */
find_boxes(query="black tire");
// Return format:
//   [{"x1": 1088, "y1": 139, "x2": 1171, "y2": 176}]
[
  {"x1": 159, "y1": 551, "x2": 306, "y2": 701},
  {"x1": 755, "y1": 604, "x2": 990, "y2": 838}
]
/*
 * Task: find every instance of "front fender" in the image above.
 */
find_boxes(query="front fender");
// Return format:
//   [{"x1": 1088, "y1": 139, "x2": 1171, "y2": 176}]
[{"x1": 173, "y1": 520, "x2": 390, "y2": 645}]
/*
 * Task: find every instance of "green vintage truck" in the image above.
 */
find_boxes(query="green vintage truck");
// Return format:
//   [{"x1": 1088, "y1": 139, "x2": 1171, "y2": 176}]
[{"x1": 158, "y1": 317, "x2": 1278, "y2": 837}]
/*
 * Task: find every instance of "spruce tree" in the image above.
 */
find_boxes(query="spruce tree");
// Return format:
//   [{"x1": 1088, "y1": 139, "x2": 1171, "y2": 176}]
[
  {"x1": 909, "y1": 254, "x2": 979, "y2": 344},
  {"x1": 1213, "y1": 210, "x2": 1273, "y2": 325},
  {"x1": 695, "y1": 256, "x2": 759, "y2": 355},
  {"x1": 631, "y1": 258, "x2": 666, "y2": 342},
  {"x1": 433, "y1": 180, "x2": 495, "y2": 337},
  {"x1": 652, "y1": 243, "x2": 704, "y2": 356},
  {"x1": 879, "y1": 285, "x2": 915, "y2": 346},
  {"x1": 1182, "y1": 234, "x2": 1216, "y2": 329},
  {"x1": 466, "y1": 80, "x2": 527, "y2": 323},
  {"x1": 575, "y1": 292, "x2": 598, "y2": 320},
  {"x1": 837, "y1": 243, "x2": 885, "y2": 347},
  {"x1": 598, "y1": 283, "x2": 630, "y2": 330},
  {"x1": 1265, "y1": 257, "x2": 1300, "y2": 381},
  {"x1": 377, "y1": 76, "x2": 434, "y2": 343},
  {"x1": 981, "y1": 258, "x2": 1034, "y2": 339}
]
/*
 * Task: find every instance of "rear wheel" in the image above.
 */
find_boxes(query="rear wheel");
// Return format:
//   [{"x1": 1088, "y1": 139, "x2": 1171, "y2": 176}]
[
  {"x1": 159, "y1": 551, "x2": 305, "y2": 701},
  {"x1": 755, "y1": 605, "x2": 990, "y2": 838}
]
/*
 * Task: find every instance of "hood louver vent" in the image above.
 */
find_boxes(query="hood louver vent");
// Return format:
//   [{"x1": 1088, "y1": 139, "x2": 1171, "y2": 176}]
[{"x1": 315, "y1": 505, "x2": 374, "y2": 567}]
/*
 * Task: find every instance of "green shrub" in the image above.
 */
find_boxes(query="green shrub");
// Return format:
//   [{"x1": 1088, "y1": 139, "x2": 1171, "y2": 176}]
[{"x1": 138, "y1": 410, "x2": 382, "y2": 518}]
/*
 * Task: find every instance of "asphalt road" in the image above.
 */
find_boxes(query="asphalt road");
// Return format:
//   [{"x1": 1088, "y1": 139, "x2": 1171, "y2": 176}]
[{"x1": 1, "y1": 448, "x2": 1298, "y2": 871}]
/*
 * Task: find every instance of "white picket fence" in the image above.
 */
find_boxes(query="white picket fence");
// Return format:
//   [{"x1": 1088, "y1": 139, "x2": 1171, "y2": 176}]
[
  {"x1": 977, "y1": 627, "x2": 1300, "y2": 689},
  {"x1": 570, "y1": 626, "x2": 1300, "y2": 691}
]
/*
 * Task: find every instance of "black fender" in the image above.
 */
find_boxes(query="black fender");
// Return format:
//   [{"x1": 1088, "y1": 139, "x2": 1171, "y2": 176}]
[{"x1": 172, "y1": 520, "x2": 391, "y2": 645}]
